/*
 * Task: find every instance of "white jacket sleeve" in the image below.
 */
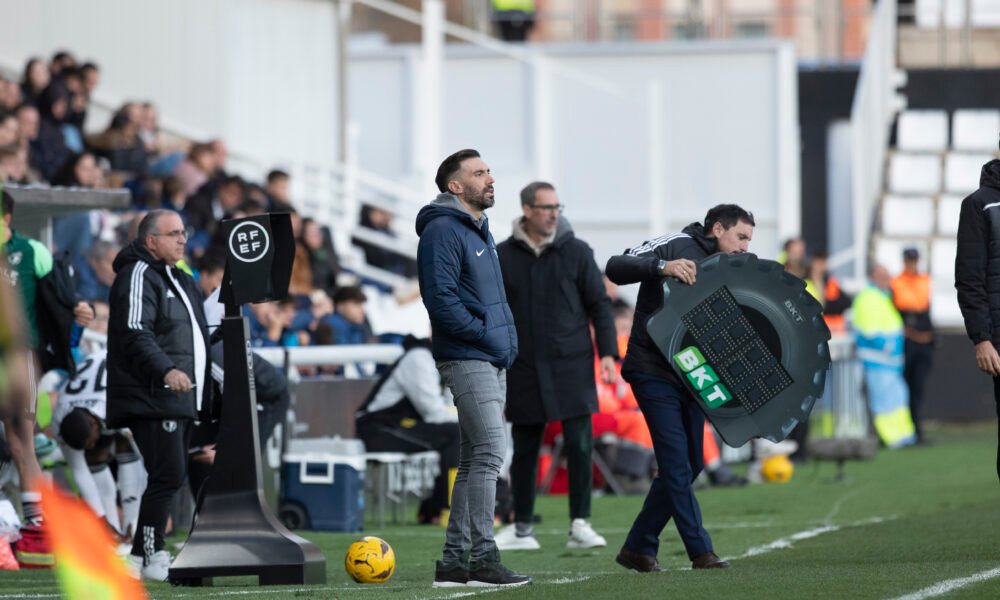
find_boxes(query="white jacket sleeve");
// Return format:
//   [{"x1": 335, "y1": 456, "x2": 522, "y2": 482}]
[
  {"x1": 395, "y1": 349, "x2": 458, "y2": 424},
  {"x1": 61, "y1": 444, "x2": 106, "y2": 518}
]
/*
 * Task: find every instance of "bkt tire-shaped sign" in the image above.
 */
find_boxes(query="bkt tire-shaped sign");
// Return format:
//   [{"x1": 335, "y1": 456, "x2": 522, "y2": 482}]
[{"x1": 646, "y1": 253, "x2": 831, "y2": 446}]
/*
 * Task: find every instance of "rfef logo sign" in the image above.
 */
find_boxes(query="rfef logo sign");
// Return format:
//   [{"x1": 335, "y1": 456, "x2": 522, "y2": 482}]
[
  {"x1": 228, "y1": 222, "x2": 270, "y2": 263},
  {"x1": 672, "y1": 346, "x2": 733, "y2": 408}
]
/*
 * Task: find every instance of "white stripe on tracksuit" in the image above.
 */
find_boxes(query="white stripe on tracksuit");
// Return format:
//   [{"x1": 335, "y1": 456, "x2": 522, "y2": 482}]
[
  {"x1": 626, "y1": 233, "x2": 690, "y2": 257},
  {"x1": 128, "y1": 263, "x2": 149, "y2": 330}
]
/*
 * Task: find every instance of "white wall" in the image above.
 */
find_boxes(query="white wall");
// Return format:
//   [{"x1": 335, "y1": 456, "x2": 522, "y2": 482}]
[
  {"x1": 0, "y1": 0, "x2": 339, "y2": 173},
  {"x1": 349, "y1": 39, "x2": 800, "y2": 266}
]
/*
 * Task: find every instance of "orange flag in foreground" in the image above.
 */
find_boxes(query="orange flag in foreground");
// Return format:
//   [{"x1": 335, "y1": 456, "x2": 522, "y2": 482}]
[{"x1": 39, "y1": 482, "x2": 148, "y2": 600}]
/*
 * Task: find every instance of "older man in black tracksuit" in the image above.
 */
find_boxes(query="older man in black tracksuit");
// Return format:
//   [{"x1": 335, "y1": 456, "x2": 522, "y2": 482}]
[
  {"x1": 495, "y1": 181, "x2": 617, "y2": 551},
  {"x1": 956, "y1": 156, "x2": 1000, "y2": 482},
  {"x1": 605, "y1": 204, "x2": 754, "y2": 573},
  {"x1": 107, "y1": 209, "x2": 211, "y2": 581}
]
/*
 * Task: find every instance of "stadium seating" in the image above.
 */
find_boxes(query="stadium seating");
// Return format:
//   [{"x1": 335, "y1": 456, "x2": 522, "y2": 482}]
[
  {"x1": 944, "y1": 152, "x2": 993, "y2": 195},
  {"x1": 888, "y1": 153, "x2": 942, "y2": 195},
  {"x1": 881, "y1": 195, "x2": 935, "y2": 237},
  {"x1": 952, "y1": 109, "x2": 1000, "y2": 152},
  {"x1": 896, "y1": 110, "x2": 949, "y2": 152},
  {"x1": 937, "y1": 194, "x2": 964, "y2": 236}
]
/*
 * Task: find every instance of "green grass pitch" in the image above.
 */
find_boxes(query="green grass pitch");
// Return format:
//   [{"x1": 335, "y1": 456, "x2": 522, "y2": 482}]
[{"x1": 3, "y1": 423, "x2": 999, "y2": 599}]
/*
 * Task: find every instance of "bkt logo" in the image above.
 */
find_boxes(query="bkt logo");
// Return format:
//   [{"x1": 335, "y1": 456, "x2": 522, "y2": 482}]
[
  {"x1": 672, "y1": 346, "x2": 733, "y2": 408},
  {"x1": 228, "y1": 222, "x2": 271, "y2": 263}
]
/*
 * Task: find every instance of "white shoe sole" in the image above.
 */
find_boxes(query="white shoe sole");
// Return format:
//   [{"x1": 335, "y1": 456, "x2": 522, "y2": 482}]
[
  {"x1": 467, "y1": 579, "x2": 531, "y2": 587},
  {"x1": 567, "y1": 538, "x2": 607, "y2": 549},
  {"x1": 495, "y1": 537, "x2": 541, "y2": 551},
  {"x1": 432, "y1": 581, "x2": 468, "y2": 588}
]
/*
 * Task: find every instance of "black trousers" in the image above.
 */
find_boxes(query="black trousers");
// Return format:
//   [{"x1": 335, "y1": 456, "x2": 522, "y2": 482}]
[
  {"x1": 510, "y1": 414, "x2": 593, "y2": 524},
  {"x1": 356, "y1": 419, "x2": 460, "y2": 521},
  {"x1": 904, "y1": 340, "x2": 934, "y2": 441},
  {"x1": 130, "y1": 418, "x2": 191, "y2": 558}
]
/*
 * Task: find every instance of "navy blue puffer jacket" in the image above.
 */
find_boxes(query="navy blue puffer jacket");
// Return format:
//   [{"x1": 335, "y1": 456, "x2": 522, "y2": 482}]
[{"x1": 415, "y1": 194, "x2": 518, "y2": 369}]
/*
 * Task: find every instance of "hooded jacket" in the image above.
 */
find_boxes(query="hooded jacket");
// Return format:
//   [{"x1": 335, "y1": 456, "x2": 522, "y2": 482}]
[
  {"x1": 956, "y1": 159, "x2": 1000, "y2": 345},
  {"x1": 497, "y1": 216, "x2": 617, "y2": 424},
  {"x1": 106, "y1": 240, "x2": 211, "y2": 427},
  {"x1": 415, "y1": 193, "x2": 517, "y2": 369},
  {"x1": 605, "y1": 222, "x2": 719, "y2": 386}
]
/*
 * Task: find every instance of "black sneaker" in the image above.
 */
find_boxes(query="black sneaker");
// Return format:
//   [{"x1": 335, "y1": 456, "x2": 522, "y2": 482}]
[
  {"x1": 432, "y1": 561, "x2": 469, "y2": 588},
  {"x1": 467, "y1": 560, "x2": 532, "y2": 587}
]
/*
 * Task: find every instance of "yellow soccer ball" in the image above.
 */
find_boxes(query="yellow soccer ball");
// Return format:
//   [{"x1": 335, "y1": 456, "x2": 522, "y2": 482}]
[
  {"x1": 344, "y1": 536, "x2": 395, "y2": 584},
  {"x1": 761, "y1": 454, "x2": 794, "y2": 483}
]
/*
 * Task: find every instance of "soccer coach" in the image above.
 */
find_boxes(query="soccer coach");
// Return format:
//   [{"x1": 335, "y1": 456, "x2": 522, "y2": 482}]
[{"x1": 107, "y1": 209, "x2": 211, "y2": 581}]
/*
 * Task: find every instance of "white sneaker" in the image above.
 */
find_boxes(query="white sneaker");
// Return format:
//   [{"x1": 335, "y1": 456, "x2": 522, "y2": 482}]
[
  {"x1": 567, "y1": 519, "x2": 606, "y2": 549},
  {"x1": 494, "y1": 523, "x2": 540, "y2": 551},
  {"x1": 135, "y1": 550, "x2": 171, "y2": 581}
]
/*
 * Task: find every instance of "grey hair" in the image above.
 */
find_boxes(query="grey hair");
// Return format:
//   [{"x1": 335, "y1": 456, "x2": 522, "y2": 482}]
[
  {"x1": 136, "y1": 209, "x2": 174, "y2": 244},
  {"x1": 84, "y1": 240, "x2": 120, "y2": 263}
]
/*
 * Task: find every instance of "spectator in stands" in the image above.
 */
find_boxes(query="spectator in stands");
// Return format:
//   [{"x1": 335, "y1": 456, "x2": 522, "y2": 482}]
[
  {"x1": 265, "y1": 169, "x2": 292, "y2": 211},
  {"x1": 174, "y1": 143, "x2": 216, "y2": 196},
  {"x1": 75, "y1": 240, "x2": 120, "y2": 303},
  {"x1": 605, "y1": 204, "x2": 755, "y2": 572},
  {"x1": 355, "y1": 335, "x2": 460, "y2": 524},
  {"x1": 852, "y1": 264, "x2": 916, "y2": 449},
  {"x1": 321, "y1": 286, "x2": 373, "y2": 345},
  {"x1": 20, "y1": 58, "x2": 49, "y2": 106},
  {"x1": 892, "y1": 247, "x2": 934, "y2": 444},
  {"x1": 301, "y1": 217, "x2": 340, "y2": 296},
  {"x1": 49, "y1": 50, "x2": 76, "y2": 77},
  {"x1": 107, "y1": 209, "x2": 211, "y2": 581},
  {"x1": 0, "y1": 112, "x2": 18, "y2": 148},
  {"x1": 184, "y1": 174, "x2": 244, "y2": 237},
  {"x1": 80, "y1": 62, "x2": 100, "y2": 97},
  {"x1": 0, "y1": 145, "x2": 22, "y2": 183},
  {"x1": 197, "y1": 256, "x2": 225, "y2": 298},
  {"x1": 494, "y1": 181, "x2": 616, "y2": 552},
  {"x1": 61, "y1": 67, "x2": 88, "y2": 139},
  {"x1": 354, "y1": 204, "x2": 418, "y2": 278},
  {"x1": 417, "y1": 149, "x2": 528, "y2": 588},
  {"x1": 52, "y1": 152, "x2": 103, "y2": 188},
  {"x1": 33, "y1": 79, "x2": 73, "y2": 181},
  {"x1": 955, "y1": 153, "x2": 1000, "y2": 481},
  {"x1": 87, "y1": 103, "x2": 148, "y2": 176},
  {"x1": 209, "y1": 139, "x2": 228, "y2": 176},
  {"x1": 15, "y1": 103, "x2": 40, "y2": 177},
  {"x1": 0, "y1": 78, "x2": 22, "y2": 113}
]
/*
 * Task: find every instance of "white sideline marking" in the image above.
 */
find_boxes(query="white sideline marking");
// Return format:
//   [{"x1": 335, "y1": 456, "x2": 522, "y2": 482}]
[
  {"x1": 727, "y1": 516, "x2": 892, "y2": 561},
  {"x1": 443, "y1": 575, "x2": 592, "y2": 598},
  {"x1": 888, "y1": 567, "x2": 1000, "y2": 600}
]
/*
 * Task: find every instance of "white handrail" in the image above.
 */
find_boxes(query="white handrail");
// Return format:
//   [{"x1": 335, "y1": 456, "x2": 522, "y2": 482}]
[
  {"x1": 254, "y1": 344, "x2": 403, "y2": 368},
  {"x1": 850, "y1": 0, "x2": 899, "y2": 282}
]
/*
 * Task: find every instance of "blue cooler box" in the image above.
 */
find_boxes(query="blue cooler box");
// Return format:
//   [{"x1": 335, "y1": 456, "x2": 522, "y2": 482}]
[{"x1": 281, "y1": 437, "x2": 366, "y2": 531}]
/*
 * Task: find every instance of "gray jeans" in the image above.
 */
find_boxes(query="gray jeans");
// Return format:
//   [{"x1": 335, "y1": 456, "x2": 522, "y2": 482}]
[{"x1": 437, "y1": 359, "x2": 507, "y2": 565}]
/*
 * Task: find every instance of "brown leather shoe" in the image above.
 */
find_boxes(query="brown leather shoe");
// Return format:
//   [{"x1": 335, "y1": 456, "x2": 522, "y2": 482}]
[
  {"x1": 691, "y1": 552, "x2": 731, "y2": 569},
  {"x1": 615, "y1": 547, "x2": 663, "y2": 572}
]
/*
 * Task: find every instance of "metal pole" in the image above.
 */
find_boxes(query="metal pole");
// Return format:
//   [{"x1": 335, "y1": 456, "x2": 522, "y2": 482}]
[
  {"x1": 334, "y1": 0, "x2": 351, "y2": 164},
  {"x1": 963, "y1": 0, "x2": 973, "y2": 66},
  {"x1": 421, "y1": 0, "x2": 445, "y2": 198},
  {"x1": 647, "y1": 82, "x2": 666, "y2": 238}
]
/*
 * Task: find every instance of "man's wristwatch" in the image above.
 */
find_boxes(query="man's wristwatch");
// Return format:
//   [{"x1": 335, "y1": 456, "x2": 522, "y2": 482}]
[{"x1": 657, "y1": 259, "x2": 668, "y2": 274}]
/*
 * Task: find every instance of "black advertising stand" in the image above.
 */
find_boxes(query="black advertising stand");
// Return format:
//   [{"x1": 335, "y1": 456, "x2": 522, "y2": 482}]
[{"x1": 169, "y1": 214, "x2": 325, "y2": 586}]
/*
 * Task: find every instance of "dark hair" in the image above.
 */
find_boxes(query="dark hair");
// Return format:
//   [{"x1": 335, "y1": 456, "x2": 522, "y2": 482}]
[
  {"x1": 1, "y1": 190, "x2": 13, "y2": 218},
  {"x1": 188, "y1": 142, "x2": 213, "y2": 161},
  {"x1": 811, "y1": 249, "x2": 828, "y2": 260},
  {"x1": 267, "y1": 169, "x2": 289, "y2": 183},
  {"x1": 21, "y1": 58, "x2": 45, "y2": 90},
  {"x1": 520, "y1": 181, "x2": 555, "y2": 207},
  {"x1": 704, "y1": 204, "x2": 755, "y2": 232},
  {"x1": 80, "y1": 62, "x2": 99, "y2": 74},
  {"x1": 611, "y1": 298, "x2": 633, "y2": 319},
  {"x1": 333, "y1": 285, "x2": 367, "y2": 304},
  {"x1": 52, "y1": 152, "x2": 93, "y2": 187},
  {"x1": 200, "y1": 255, "x2": 226, "y2": 274},
  {"x1": 435, "y1": 149, "x2": 480, "y2": 193},
  {"x1": 59, "y1": 407, "x2": 93, "y2": 451}
]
